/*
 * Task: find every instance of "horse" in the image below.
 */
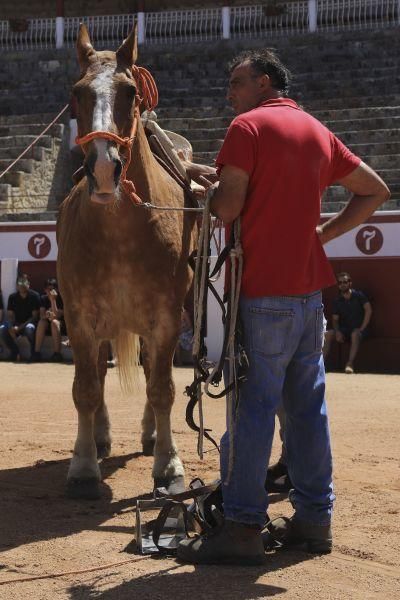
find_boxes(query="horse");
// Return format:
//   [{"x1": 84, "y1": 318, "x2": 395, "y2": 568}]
[{"x1": 57, "y1": 24, "x2": 197, "y2": 499}]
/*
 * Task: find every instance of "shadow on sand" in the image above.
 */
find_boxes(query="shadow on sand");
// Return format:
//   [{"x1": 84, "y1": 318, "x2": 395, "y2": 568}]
[{"x1": 0, "y1": 453, "x2": 146, "y2": 553}]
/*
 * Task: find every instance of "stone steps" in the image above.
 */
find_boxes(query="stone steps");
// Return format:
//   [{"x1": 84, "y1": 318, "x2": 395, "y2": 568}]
[
  {"x1": 156, "y1": 93, "x2": 399, "y2": 115},
  {"x1": 0, "y1": 145, "x2": 53, "y2": 160},
  {"x1": 0, "y1": 112, "x2": 61, "y2": 126},
  {"x1": 158, "y1": 105, "x2": 400, "y2": 132},
  {"x1": 0, "y1": 123, "x2": 64, "y2": 137},
  {"x1": 0, "y1": 134, "x2": 55, "y2": 149},
  {"x1": 0, "y1": 28, "x2": 399, "y2": 216}
]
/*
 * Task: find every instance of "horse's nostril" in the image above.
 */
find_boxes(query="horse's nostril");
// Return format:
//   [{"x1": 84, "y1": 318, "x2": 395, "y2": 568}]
[{"x1": 114, "y1": 158, "x2": 123, "y2": 185}]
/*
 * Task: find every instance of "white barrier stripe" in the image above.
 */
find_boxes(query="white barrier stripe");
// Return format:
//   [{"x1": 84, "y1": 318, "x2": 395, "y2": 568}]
[{"x1": 0, "y1": 3, "x2": 398, "y2": 50}]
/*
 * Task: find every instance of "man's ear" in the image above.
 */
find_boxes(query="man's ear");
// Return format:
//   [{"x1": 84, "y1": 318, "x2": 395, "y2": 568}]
[
  {"x1": 116, "y1": 23, "x2": 138, "y2": 67},
  {"x1": 76, "y1": 23, "x2": 96, "y2": 73}
]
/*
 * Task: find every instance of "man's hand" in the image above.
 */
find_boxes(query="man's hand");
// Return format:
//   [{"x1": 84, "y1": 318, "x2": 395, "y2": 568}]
[
  {"x1": 316, "y1": 225, "x2": 327, "y2": 245},
  {"x1": 319, "y1": 162, "x2": 390, "y2": 244},
  {"x1": 182, "y1": 161, "x2": 218, "y2": 189}
]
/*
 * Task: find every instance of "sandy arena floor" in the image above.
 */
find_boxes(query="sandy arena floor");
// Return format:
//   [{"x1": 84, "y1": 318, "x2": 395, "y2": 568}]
[{"x1": 0, "y1": 363, "x2": 399, "y2": 599}]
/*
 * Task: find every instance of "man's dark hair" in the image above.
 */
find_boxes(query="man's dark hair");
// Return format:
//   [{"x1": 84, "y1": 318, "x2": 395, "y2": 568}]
[
  {"x1": 337, "y1": 272, "x2": 352, "y2": 281},
  {"x1": 228, "y1": 49, "x2": 291, "y2": 96},
  {"x1": 45, "y1": 277, "x2": 58, "y2": 288}
]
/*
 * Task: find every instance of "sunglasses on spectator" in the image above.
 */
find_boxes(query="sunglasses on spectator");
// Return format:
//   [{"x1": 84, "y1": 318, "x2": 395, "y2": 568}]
[{"x1": 338, "y1": 279, "x2": 351, "y2": 284}]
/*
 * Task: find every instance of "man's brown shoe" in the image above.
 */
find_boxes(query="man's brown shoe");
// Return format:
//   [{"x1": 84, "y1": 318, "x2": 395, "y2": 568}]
[
  {"x1": 262, "y1": 515, "x2": 332, "y2": 554},
  {"x1": 177, "y1": 520, "x2": 266, "y2": 566}
]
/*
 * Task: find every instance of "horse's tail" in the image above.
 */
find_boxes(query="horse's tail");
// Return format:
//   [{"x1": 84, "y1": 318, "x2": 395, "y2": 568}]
[{"x1": 114, "y1": 330, "x2": 140, "y2": 394}]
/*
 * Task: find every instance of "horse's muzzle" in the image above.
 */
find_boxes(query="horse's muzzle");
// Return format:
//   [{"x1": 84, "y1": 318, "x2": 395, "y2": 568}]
[{"x1": 84, "y1": 151, "x2": 123, "y2": 205}]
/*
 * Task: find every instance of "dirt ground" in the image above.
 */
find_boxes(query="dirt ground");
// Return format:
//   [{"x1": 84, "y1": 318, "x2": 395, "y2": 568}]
[{"x1": 0, "y1": 363, "x2": 399, "y2": 600}]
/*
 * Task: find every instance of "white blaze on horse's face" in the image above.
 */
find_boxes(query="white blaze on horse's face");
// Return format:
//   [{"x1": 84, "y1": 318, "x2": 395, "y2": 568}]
[{"x1": 90, "y1": 67, "x2": 121, "y2": 199}]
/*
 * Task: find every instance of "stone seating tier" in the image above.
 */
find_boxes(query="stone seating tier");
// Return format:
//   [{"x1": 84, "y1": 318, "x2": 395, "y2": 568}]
[{"x1": 0, "y1": 28, "x2": 398, "y2": 215}]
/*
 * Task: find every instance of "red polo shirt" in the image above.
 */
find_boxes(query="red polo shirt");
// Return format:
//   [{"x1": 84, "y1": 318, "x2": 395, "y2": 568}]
[{"x1": 216, "y1": 98, "x2": 361, "y2": 297}]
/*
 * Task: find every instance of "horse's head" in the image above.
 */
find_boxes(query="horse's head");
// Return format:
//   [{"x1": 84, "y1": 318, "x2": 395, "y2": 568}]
[{"x1": 73, "y1": 24, "x2": 140, "y2": 205}]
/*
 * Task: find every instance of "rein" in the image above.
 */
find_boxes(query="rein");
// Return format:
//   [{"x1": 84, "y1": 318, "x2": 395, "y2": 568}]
[{"x1": 75, "y1": 65, "x2": 159, "y2": 206}]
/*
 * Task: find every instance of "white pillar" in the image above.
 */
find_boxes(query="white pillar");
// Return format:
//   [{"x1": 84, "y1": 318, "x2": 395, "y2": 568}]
[
  {"x1": 308, "y1": 0, "x2": 317, "y2": 33},
  {"x1": 138, "y1": 11, "x2": 145, "y2": 45},
  {"x1": 222, "y1": 6, "x2": 230, "y2": 40},
  {"x1": 55, "y1": 16, "x2": 64, "y2": 49},
  {"x1": 1, "y1": 258, "x2": 18, "y2": 310}
]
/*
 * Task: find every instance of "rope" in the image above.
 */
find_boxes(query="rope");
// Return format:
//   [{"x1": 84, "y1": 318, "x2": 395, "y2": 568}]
[
  {"x1": 0, "y1": 104, "x2": 69, "y2": 181},
  {"x1": 224, "y1": 218, "x2": 243, "y2": 485},
  {"x1": 0, "y1": 556, "x2": 150, "y2": 586},
  {"x1": 192, "y1": 195, "x2": 212, "y2": 458}
]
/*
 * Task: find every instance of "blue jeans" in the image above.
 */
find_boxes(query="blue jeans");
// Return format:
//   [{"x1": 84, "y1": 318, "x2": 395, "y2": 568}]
[
  {"x1": 0, "y1": 322, "x2": 36, "y2": 357},
  {"x1": 220, "y1": 291, "x2": 334, "y2": 527}
]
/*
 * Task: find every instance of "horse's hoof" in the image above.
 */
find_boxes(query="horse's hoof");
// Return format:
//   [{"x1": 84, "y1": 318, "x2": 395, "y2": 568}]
[
  {"x1": 154, "y1": 475, "x2": 185, "y2": 495},
  {"x1": 96, "y1": 442, "x2": 111, "y2": 459},
  {"x1": 142, "y1": 439, "x2": 155, "y2": 457},
  {"x1": 66, "y1": 478, "x2": 101, "y2": 500}
]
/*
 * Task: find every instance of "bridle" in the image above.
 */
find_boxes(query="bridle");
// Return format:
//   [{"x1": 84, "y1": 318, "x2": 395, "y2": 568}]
[{"x1": 75, "y1": 65, "x2": 159, "y2": 205}]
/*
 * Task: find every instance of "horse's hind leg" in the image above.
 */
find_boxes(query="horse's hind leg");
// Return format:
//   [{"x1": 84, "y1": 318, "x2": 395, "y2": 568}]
[
  {"x1": 143, "y1": 333, "x2": 184, "y2": 493},
  {"x1": 94, "y1": 340, "x2": 112, "y2": 458},
  {"x1": 67, "y1": 333, "x2": 103, "y2": 499}
]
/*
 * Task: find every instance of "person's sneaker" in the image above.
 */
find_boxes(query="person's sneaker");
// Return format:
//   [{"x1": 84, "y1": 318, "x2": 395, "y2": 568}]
[
  {"x1": 265, "y1": 461, "x2": 292, "y2": 493},
  {"x1": 50, "y1": 352, "x2": 63, "y2": 362},
  {"x1": 262, "y1": 515, "x2": 332, "y2": 554},
  {"x1": 30, "y1": 351, "x2": 41, "y2": 362},
  {"x1": 177, "y1": 520, "x2": 266, "y2": 566},
  {"x1": 344, "y1": 365, "x2": 354, "y2": 374}
]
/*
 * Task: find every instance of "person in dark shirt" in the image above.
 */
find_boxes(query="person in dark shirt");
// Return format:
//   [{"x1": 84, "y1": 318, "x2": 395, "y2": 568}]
[
  {"x1": 0, "y1": 275, "x2": 40, "y2": 361},
  {"x1": 323, "y1": 272, "x2": 372, "y2": 373},
  {"x1": 0, "y1": 291, "x2": 3, "y2": 323},
  {"x1": 32, "y1": 278, "x2": 66, "y2": 362}
]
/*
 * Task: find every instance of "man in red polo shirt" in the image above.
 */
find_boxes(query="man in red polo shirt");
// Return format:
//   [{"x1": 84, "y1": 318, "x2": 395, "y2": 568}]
[{"x1": 178, "y1": 50, "x2": 390, "y2": 566}]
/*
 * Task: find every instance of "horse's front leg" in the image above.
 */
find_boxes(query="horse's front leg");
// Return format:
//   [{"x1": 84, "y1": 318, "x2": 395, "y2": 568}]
[
  {"x1": 67, "y1": 333, "x2": 103, "y2": 499},
  {"x1": 94, "y1": 340, "x2": 112, "y2": 458},
  {"x1": 140, "y1": 340, "x2": 156, "y2": 456},
  {"x1": 144, "y1": 334, "x2": 185, "y2": 494}
]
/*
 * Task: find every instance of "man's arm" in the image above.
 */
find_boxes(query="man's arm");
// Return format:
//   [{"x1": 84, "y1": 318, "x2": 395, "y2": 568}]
[
  {"x1": 359, "y1": 301, "x2": 372, "y2": 332},
  {"x1": 209, "y1": 165, "x2": 249, "y2": 224},
  {"x1": 318, "y1": 162, "x2": 390, "y2": 245}
]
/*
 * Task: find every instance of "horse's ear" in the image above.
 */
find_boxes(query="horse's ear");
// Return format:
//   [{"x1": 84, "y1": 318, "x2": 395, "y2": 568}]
[
  {"x1": 76, "y1": 23, "x2": 96, "y2": 72},
  {"x1": 116, "y1": 23, "x2": 138, "y2": 66}
]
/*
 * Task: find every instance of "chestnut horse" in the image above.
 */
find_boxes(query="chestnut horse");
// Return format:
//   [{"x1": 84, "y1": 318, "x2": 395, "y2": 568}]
[{"x1": 57, "y1": 24, "x2": 197, "y2": 499}]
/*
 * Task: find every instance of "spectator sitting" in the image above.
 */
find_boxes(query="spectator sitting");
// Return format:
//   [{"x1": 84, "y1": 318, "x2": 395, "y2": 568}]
[
  {"x1": 323, "y1": 272, "x2": 372, "y2": 374},
  {"x1": 0, "y1": 275, "x2": 40, "y2": 361},
  {"x1": 32, "y1": 278, "x2": 66, "y2": 362}
]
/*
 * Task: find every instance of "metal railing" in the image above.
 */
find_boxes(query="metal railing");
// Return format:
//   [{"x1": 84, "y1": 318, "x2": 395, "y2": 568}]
[
  {"x1": 145, "y1": 8, "x2": 222, "y2": 44},
  {"x1": 317, "y1": 0, "x2": 399, "y2": 32},
  {"x1": 63, "y1": 14, "x2": 135, "y2": 49},
  {"x1": 0, "y1": 2, "x2": 399, "y2": 51},
  {"x1": 0, "y1": 18, "x2": 55, "y2": 51},
  {"x1": 231, "y1": 2, "x2": 309, "y2": 38}
]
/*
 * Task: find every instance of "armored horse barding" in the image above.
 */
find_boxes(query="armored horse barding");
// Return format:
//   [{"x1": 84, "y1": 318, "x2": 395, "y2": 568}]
[{"x1": 57, "y1": 24, "x2": 197, "y2": 499}]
